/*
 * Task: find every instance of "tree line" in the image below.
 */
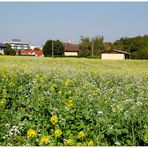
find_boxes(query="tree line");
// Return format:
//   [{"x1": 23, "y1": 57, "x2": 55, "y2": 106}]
[
  {"x1": 3, "y1": 35, "x2": 148, "y2": 59},
  {"x1": 43, "y1": 35, "x2": 148, "y2": 59}
]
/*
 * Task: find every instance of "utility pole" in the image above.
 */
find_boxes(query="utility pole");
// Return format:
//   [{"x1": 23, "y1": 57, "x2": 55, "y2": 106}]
[
  {"x1": 91, "y1": 40, "x2": 94, "y2": 57},
  {"x1": 52, "y1": 41, "x2": 54, "y2": 57}
]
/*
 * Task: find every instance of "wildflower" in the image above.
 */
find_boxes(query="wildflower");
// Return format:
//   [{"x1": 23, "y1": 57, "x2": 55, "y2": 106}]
[
  {"x1": 116, "y1": 105, "x2": 120, "y2": 110},
  {"x1": 65, "y1": 139, "x2": 74, "y2": 146},
  {"x1": 77, "y1": 131, "x2": 85, "y2": 140},
  {"x1": 144, "y1": 125, "x2": 148, "y2": 129},
  {"x1": 88, "y1": 140, "x2": 94, "y2": 146},
  {"x1": 0, "y1": 98, "x2": 6, "y2": 106},
  {"x1": 50, "y1": 115, "x2": 58, "y2": 125},
  {"x1": 2, "y1": 89, "x2": 7, "y2": 98},
  {"x1": 65, "y1": 98, "x2": 74, "y2": 108},
  {"x1": 65, "y1": 79, "x2": 71, "y2": 87},
  {"x1": 48, "y1": 142, "x2": 56, "y2": 146},
  {"x1": 50, "y1": 83, "x2": 55, "y2": 91},
  {"x1": 54, "y1": 129, "x2": 62, "y2": 138},
  {"x1": 57, "y1": 91, "x2": 62, "y2": 97},
  {"x1": 27, "y1": 129, "x2": 37, "y2": 138},
  {"x1": 112, "y1": 107, "x2": 117, "y2": 113},
  {"x1": 9, "y1": 81, "x2": 15, "y2": 87},
  {"x1": 39, "y1": 136, "x2": 49, "y2": 145},
  {"x1": 77, "y1": 142, "x2": 82, "y2": 146},
  {"x1": 115, "y1": 141, "x2": 121, "y2": 146}
]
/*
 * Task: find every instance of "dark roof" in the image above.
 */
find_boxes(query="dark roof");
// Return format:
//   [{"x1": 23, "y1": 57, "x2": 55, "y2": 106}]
[
  {"x1": 101, "y1": 49, "x2": 129, "y2": 55},
  {"x1": 64, "y1": 43, "x2": 80, "y2": 52},
  {"x1": 0, "y1": 43, "x2": 6, "y2": 48}
]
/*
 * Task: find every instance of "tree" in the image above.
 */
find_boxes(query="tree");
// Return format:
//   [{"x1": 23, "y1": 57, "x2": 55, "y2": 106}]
[
  {"x1": 79, "y1": 36, "x2": 104, "y2": 57},
  {"x1": 92, "y1": 36, "x2": 105, "y2": 56},
  {"x1": 104, "y1": 42, "x2": 113, "y2": 51},
  {"x1": 113, "y1": 35, "x2": 148, "y2": 59},
  {"x1": 43, "y1": 40, "x2": 64, "y2": 57},
  {"x1": 53, "y1": 40, "x2": 64, "y2": 55},
  {"x1": 131, "y1": 48, "x2": 148, "y2": 59},
  {"x1": 34, "y1": 47, "x2": 40, "y2": 50},
  {"x1": 4, "y1": 43, "x2": 16, "y2": 55},
  {"x1": 79, "y1": 37, "x2": 91, "y2": 57}
]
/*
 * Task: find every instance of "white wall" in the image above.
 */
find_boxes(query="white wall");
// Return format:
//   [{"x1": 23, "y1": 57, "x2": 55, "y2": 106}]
[
  {"x1": 0, "y1": 48, "x2": 4, "y2": 54},
  {"x1": 64, "y1": 52, "x2": 78, "y2": 56},
  {"x1": 101, "y1": 53, "x2": 125, "y2": 60}
]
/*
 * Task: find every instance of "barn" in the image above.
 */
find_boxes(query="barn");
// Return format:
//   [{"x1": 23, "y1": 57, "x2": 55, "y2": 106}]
[{"x1": 101, "y1": 49, "x2": 130, "y2": 60}]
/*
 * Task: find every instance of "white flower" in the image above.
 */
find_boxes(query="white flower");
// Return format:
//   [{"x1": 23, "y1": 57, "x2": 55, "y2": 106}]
[{"x1": 115, "y1": 141, "x2": 121, "y2": 146}]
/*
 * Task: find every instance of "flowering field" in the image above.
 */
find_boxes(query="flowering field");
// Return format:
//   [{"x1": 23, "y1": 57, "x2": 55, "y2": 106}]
[{"x1": 0, "y1": 56, "x2": 148, "y2": 146}]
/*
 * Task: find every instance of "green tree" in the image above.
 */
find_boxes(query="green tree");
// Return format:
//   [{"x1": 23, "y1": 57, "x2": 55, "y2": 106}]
[
  {"x1": 113, "y1": 35, "x2": 148, "y2": 59},
  {"x1": 79, "y1": 37, "x2": 91, "y2": 57},
  {"x1": 79, "y1": 36, "x2": 104, "y2": 57},
  {"x1": 131, "y1": 48, "x2": 148, "y2": 59},
  {"x1": 104, "y1": 42, "x2": 113, "y2": 51},
  {"x1": 34, "y1": 47, "x2": 40, "y2": 50},
  {"x1": 4, "y1": 43, "x2": 16, "y2": 55},
  {"x1": 92, "y1": 36, "x2": 105, "y2": 56},
  {"x1": 53, "y1": 40, "x2": 64, "y2": 55},
  {"x1": 43, "y1": 40, "x2": 64, "y2": 57}
]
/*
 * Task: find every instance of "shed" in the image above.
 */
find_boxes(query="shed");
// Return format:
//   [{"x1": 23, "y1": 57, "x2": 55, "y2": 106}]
[{"x1": 101, "y1": 49, "x2": 130, "y2": 60}]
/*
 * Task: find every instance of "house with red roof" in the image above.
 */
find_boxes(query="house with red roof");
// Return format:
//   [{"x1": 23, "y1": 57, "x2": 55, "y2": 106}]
[{"x1": 20, "y1": 49, "x2": 43, "y2": 57}]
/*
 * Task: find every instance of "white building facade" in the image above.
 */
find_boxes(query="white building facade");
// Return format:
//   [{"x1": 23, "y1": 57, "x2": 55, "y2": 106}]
[
  {"x1": 101, "y1": 49, "x2": 130, "y2": 60},
  {"x1": 0, "y1": 43, "x2": 6, "y2": 54},
  {"x1": 4, "y1": 39, "x2": 30, "y2": 50}
]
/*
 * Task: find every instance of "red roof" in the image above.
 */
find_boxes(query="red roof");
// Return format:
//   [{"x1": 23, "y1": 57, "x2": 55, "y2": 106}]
[
  {"x1": 20, "y1": 50, "x2": 43, "y2": 56},
  {"x1": 64, "y1": 43, "x2": 79, "y2": 52}
]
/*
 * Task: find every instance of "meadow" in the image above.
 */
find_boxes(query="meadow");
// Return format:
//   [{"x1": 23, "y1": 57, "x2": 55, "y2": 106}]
[{"x1": 0, "y1": 56, "x2": 148, "y2": 146}]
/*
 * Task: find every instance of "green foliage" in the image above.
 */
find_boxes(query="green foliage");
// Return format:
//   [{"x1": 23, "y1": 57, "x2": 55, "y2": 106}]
[
  {"x1": 131, "y1": 48, "x2": 148, "y2": 59},
  {"x1": 43, "y1": 40, "x2": 64, "y2": 57},
  {"x1": 79, "y1": 37, "x2": 91, "y2": 57},
  {"x1": 34, "y1": 48, "x2": 40, "y2": 50},
  {"x1": 79, "y1": 36, "x2": 104, "y2": 57},
  {"x1": 104, "y1": 42, "x2": 113, "y2": 51},
  {"x1": 0, "y1": 57, "x2": 148, "y2": 146},
  {"x1": 113, "y1": 35, "x2": 148, "y2": 59},
  {"x1": 4, "y1": 43, "x2": 16, "y2": 56}
]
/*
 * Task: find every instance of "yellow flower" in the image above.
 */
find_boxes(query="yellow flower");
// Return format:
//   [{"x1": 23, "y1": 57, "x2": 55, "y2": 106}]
[
  {"x1": 57, "y1": 91, "x2": 62, "y2": 97},
  {"x1": 65, "y1": 98, "x2": 74, "y2": 109},
  {"x1": 27, "y1": 129, "x2": 37, "y2": 138},
  {"x1": 39, "y1": 136, "x2": 49, "y2": 145},
  {"x1": 50, "y1": 115, "x2": 58, "y2": 125},
  {"x1": 88, "y1": 140, "x2": 94, "y2": 146},
  {"x1": 54, "y1": 129, "x2": 62, "y2": 138},
  {"x1": 2, "y1": 89, "x2": 7, "y2": 98},
  {"x1": 144, "y1": 125, "x2": 148, "y2": 129},
  {"x1": 65, "y1": 79, "x2": 71, "y2": 87},
  {"x1": 65, "y1": 139, "x2": 74, "y2": 146},
  {"x1": 77, "y1": 131, "x2": 85, "y2": 140},
  {"x1": 112, "y1": 107, "x2": 116, "y2": 113},
  {"x1": 0, "y1": 98, "x2": 6, "y2": 106},
  {"x1": 77, "y1": 142, "x2": 82, "y2": 146},
  {"x1": 116, "y1": 105, "x2": 120, "y2": 110},
  {"x1": 9, "y1": 81, "x2": 15, "y2": 87},
  {"x1": 50, "y1": 83, "x2": 55, "y2": 91}
]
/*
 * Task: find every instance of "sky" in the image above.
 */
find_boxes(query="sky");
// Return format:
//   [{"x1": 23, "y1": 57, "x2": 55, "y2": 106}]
[{"x1": 0, "y1": 2, "x2": 148, "y2": 46}]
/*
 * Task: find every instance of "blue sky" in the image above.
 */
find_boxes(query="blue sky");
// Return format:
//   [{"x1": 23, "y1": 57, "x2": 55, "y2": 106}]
[{"x1": 0, "y1": 2, "x2": 148, "y2": 46}]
